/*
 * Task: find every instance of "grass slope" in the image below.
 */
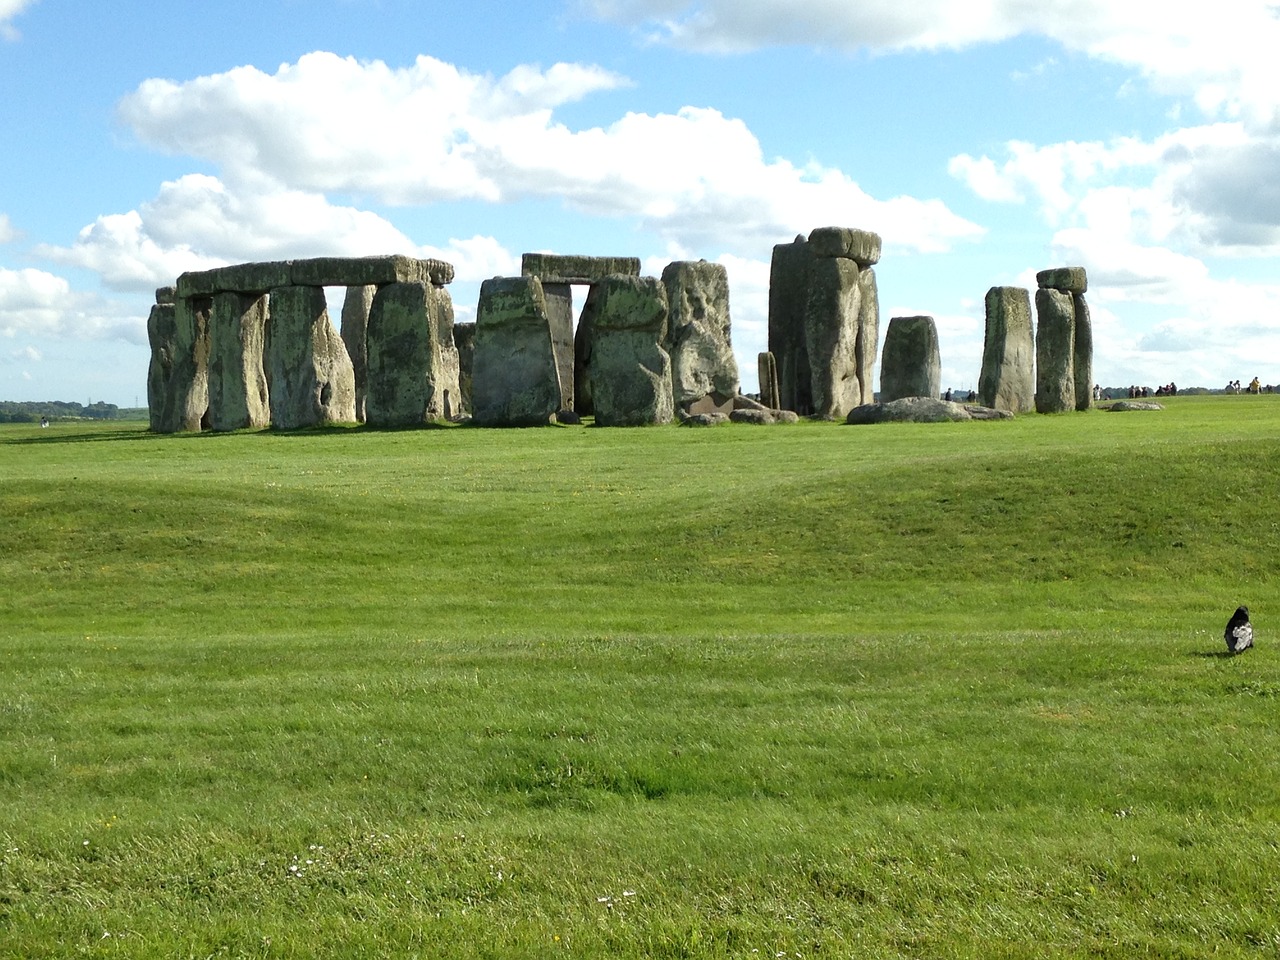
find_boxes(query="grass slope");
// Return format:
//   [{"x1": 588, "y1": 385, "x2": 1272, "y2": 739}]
[{"x1": 1, "y1": 396, "x2": 1278, "y2": 957}]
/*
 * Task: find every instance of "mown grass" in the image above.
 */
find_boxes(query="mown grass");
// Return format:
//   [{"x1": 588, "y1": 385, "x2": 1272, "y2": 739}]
[{"x1": 1, "y1": 396, "x2": 1279, "y2": 957}]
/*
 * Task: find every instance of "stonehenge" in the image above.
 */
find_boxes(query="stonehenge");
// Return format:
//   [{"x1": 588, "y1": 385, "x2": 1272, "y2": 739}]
[{"x1": 145, "y1": 239, "x2": 1103, "y2": 433}]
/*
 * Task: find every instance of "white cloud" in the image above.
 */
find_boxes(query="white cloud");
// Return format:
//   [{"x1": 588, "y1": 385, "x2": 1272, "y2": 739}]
[
  {"x1": 0, "y1": 0, "x2": 36, "y2": 41},
  {"x1": 115, "y1": 53, "x2": 982, "y2": 261},
  {"x1": 0, "y1": 213, "x2": 17, "y2": 243},
  {"x1": 0, "y1": 267, "x2": 145, "y2": 343},
  {"x1": 581, "y1": 0, "x2": 1280, "y2": 123}
]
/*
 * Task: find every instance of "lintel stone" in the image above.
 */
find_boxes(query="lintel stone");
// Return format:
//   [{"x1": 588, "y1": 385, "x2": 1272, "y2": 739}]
[
  {"x1": 177, "y1": 262, "x2": 293, "y2": 299},
  {"x1": 1036, "y1": 266, "x2": 1088, "y2": 294},
  {"x1": 290, "y1": 255, "x2": 453, "y2": 288},
  {"x1": 807, "y1": 227, "x2": 882, "y2": 266},
  {"x1": 521, "y1": 253, "x2": 641, "y2": 285}
]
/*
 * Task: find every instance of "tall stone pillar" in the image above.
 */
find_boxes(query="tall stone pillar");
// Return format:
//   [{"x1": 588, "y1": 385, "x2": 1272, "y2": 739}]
[
  {"x1": 879, "y1": 315, "x2": 941, "y2": 403},
  {"x1": 1034, "y1": 267, "x2": 1089, "y2": 412},
  {"x1": 365, "y1": 281, "x2": 456, "y2": 427},
  {"x1": 541, "y1": 282, "x2": 576, "y2": 413},
  {"x1": 158, "y1": 294, "x2": 211, "y2": 433},
  {"x1": 340, "y1": 284, "x2": 376, "y2": 423},
  {"x1": 978, "y1": 286, "x2": 1035, "y2": 413},
  {"x1": 662, "y1": 260, "x2": 738, "y2": 415},
  {"x1": 758, "y1": 352, "x2": 780, "y2": 410},
  {"x1": 207, "y1": 291, "x2": 270, "y2": 431},
  {"x1": 472, "y1": 277, "x2": 562, "y2": 427},
  {"x1": 855, "y1": 267, "x2": 880, "y2": 405},
  {"x1": 267, "y1": 285, "x2": 357, "y2": 429},
  {"x1": 768, "y1": 235, "x2": 815, "y2": 415},
  {"x1": 586, "y1": 276, "x2": 672, "y2": 427},
  {"x1": 1034, "y1": 288, "x2": 1076, "y2": 414},
  {"x1": 146, "y1": 286, "x2": 177, "y2": 433}
]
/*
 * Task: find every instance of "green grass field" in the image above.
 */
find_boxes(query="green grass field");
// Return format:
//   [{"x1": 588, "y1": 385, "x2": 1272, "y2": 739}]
[{"x1": 2, "y1": 396, "x2": 1279, "y2": 958}]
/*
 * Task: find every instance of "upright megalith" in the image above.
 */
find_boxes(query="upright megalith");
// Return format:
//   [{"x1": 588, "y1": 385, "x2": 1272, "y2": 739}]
[
  {"x1": 1034, "y1": 288, "x2": 1076, "y2": 414},
  {"x1": 431, "y1": 284, "x2": 462, "y2": 419},
  {"x1": 471, "y1": 277, "x2": 562, "y2": 427},
  {"x1": 146, "y1": 287, "x2": 177, "y2": 432},
  {"x1": 207, "y1": 291, "x2": 270, "y2": 431},
  {"x1": 1034, "y1": 266, "x2": 1090, "y2": 412},
  {"x1": 540, "y1": 282, "x2": 576, "y2": 412},
  {"x1": 158, "y1": 294, "x2": 212, "y2": 433},
  {"x1": 758, "y1": 351, "x2": 780, "y2": 410},
  {"x1": 585, "y1": 275, "x2": 673, "y2": 427},
  {"x1": 803, "y1": 256, "x2": 862, "y2": 418},
  {"x1": 661, "y1": 260, "x2": 739, "y2": 414},
  {"x1": 266, "y1": 285, "x2": 357, "y2": 429},
  {"x1": 879, "y1": 315, "x2": 941, "y2": 403},
  {"x1": 454, "y1": 322, "x2": 475, "y2": 415},
  {"x1": 340, "y1": 285, "x2": 376, "y2": 423},
  {"x1": 978, "y1": 286, "x2": 1035, "y2": 413},
  {"x1": 768, "y1": 226, "x2": 881, "y2": 418},
  {"x1": 365, "y1": 281, "x2": 458, "y2": 426}
]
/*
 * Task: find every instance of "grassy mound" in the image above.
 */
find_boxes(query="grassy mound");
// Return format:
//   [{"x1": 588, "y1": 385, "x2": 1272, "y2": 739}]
[{"x1": 2, "y1": 396, "x2": 1278, "y2": 957}]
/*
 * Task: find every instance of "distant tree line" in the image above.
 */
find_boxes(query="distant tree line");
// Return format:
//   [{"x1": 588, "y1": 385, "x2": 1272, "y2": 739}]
[{"x1": 0, "y1": 400, "x2": 122, "y2": 422}]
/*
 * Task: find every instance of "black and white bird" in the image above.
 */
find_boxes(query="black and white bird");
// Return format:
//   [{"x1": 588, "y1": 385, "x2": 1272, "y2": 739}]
[{"x1": 1225, "y1": 605, "x2": 1254, "y2": 654}]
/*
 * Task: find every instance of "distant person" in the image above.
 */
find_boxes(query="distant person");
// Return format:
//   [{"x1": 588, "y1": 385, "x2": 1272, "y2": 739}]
[
  {"x1": 944, "y1": 388, "x2": 952, "y2": 402},
  {"x1": 1249, "y1": 377, "x2": 1261, "y2": 394},
  {"x1": 39, "y1": 416, "x2": 48, "y2": 428}
]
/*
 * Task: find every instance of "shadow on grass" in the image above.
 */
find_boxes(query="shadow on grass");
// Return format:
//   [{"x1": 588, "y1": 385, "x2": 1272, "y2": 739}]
[
  {"x1": 3, "y1": 428, "x2": 157, "y2": 446},
  {"x1": 1189, "y1": 649, "x2": 1243, "y2": 659},
  {"x1": 2, "y1": 420, "x2": 473, "y2": 446}
]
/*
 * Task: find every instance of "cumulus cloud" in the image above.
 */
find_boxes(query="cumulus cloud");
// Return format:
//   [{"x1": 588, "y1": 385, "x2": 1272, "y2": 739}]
[
  {"x1": 580, "y1": 0, "x2": 1280, "y2": 123},
  {"x1": 0, "y1": 213, "x2": 18, "y2": 244},
  {"x1": 0, "y1": 0, "x2": 36, "y2": 41},
  {"x1": 0, "y1": 267, "x2": 145, "y2": 343},
  {"x1": 115, "y1": 53, "x2": 982, "y2": 261}
]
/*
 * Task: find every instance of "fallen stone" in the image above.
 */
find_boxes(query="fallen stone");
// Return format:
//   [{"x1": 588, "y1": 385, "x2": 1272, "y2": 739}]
[
  {"x1": 846, "y1": 397, "x2": 990, "y2": 424},
  {"x1": 807, "y1": 226, "x2": 882, "y2": 267},
  {"x1": 730, "y1": 408, "x2": 775, "y2": 425},
  {"x1": 1034, "y1": 288, "x2": 1076, "y2": 414},
  {"x1": 207, "y1": 291, "x2": 270, "y2": 431},
  {"x1": 663, "y1": 260, "x2": 740, "y2": 411},
  {"x1": 771, "y1": 409, "x2": 800, "y2": 424},
  {"x1": 679, "y1": 411, "x2": 729, "y2": 427},
  {"x1": 1036, "y1": 266, "x2": 1088, "y2": 294},
  {"x1": 1104, "y1": 401, "x2": 1164, "y2": 411},
  {"x1": 471, "y1": 277, "x2": 562, "y2": 427},
  {"x1": 879, "y1": 315, "x2": 941, "y2": 403},
  {"x1": 732, "y1": 394, "x2": 770, "y2": 412},
  {"x1": 978, "y1": 286, "x2": 1035, "y2": 413},
  {"x1": 520, "y1": 253, "x2": 641, "y2": 285},
  {"x1": 555, "y1": 409, "x2": 582, "y2": 425},
  {"x1": 266, "y1": 285, "x2": 357, "y2": 429}
]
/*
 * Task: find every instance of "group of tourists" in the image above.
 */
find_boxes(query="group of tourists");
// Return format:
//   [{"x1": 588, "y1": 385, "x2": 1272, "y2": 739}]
[{"x1": 1226, "y1": 378, "x2": 1270, "y2": 394}]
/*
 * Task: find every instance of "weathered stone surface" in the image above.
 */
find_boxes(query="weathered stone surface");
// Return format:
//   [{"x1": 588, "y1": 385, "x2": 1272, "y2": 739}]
[
  {"x1": 1036, "y1": 266, "x2": 1088, "y2": 294},
  {"x1": 364, "y1": 282, "x2": 455, "y2": 426},
  {"x1": 471, "y1": 277, "x2": 562, "y2": 427},
  {"x1": 1104, "y1": 400, "x2": 1164, "y2": 411},
  {"x1": 266, "y1": 285, "x2": 357, "y2": 429},
  {"x1": 574, "y1": 298, "x2": 597, "y2": 417},
  {"x1": 157, "y1": 296, "x2": 211, "y2": 432},
  {"x1": 684, "y1": 393, "x2": 735, "y2": 416},
  {"x1": 758, "y1": 352, "x2": 780, "y2": 410},
  {"x1": 431, "y1": 285, "x2": 463, "y2": 419},
  {"x1": 978, "y1": 286, "x2": 1035, "y2": 414},
  {"x1": 155, "y1": 286, "x2": 177, "y2": 306},
  {"x1": 291, "y1": 255, "x2": 453, "y2": 289},
  {"x1": 662, "y1": 260, "x2": 739, "y2": 411},
  {"x1": 521, "y1": 253, "x2": 641, "y2": 285},
  {"x1": 807, "y1": 226, "x2": 882, "y2": 266},
  {"x1": 454, "y1": 322, "x2": 475, "y2": 415},
  {"x1": 733, "y1": 394, "x2": 770, "y2": 412},
  {"x1": 1034, "y1": 288, "x2": 1076, "y2": 414},
  {"x1": 1073, "y1": 293, "x2": 1093, "y2": 412},
  {"x1": 879, "y1": 315, "x2": 941, "y2": 403},
  {"x1": 585, "y1": 276, "x2": 673, "y2": 427},
  {"x1": 177, "y1": 262, "x2": 292, "y2": 299},
  {"x1": 730, "y1": 408, "x2": 776, "y2": 425},
  {"x1": 845, "y1": 397, "x2": 1012, "y2": 424},
  {"x1": 146, "y1": 302, "x2": 177, "y2": 432},
  {"x1": 207, "y1": 292, "x2": 270, "y2": 431},
  {"x1": 803, "y1": 257, "x2": 862, "y2": 419},
  {"x1": 542, "y1": 282, "x2": 576, "y2": 412},
  {"x1": 680, "y1": 411, "x2": 730, "y2": 427},
  {"x1": 340, "y1": 285, "x2": 376, "y2": 423},
  {"x1": 768, "y1": 235, "x2": 814, "y2": 414},
  {"x1": 855, "y1": 267, "x2": 880, "y2": 405}
]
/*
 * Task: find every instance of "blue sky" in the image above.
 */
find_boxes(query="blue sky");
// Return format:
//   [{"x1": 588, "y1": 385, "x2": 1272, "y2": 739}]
[{"x1": 3, "y1": 0, "x2": 1280, "y2": 404}]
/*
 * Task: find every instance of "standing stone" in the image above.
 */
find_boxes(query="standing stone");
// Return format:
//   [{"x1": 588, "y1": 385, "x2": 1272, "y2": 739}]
[
  {"x1": 855, "y1": 267, "x2": 880, "y2": 405},
  {"x1": 365, "y1": 282, "x2": 452, "y2": 427},
  {"x1": 1073, "y1": 293, "x2": 1093, "y2": 412},
  {"x1": 803, "y1": 257, "x2": 862, "y2": 419},
  {"x1": 431, "y1": 285, "x2": 463, "y2": 418},
  {"x1": 978, "y1": 286, "x2": 1035, "y2": 413},
  {"x1": 1034, "y1": 288, "x2": 1076, "y2": 414},
  {"x1": 207, "y1": 291, "x2": 270, "y2": 431},
  {"x1": 758, "y1": 352, "x2": 780, "y2": 410},
  {"x1": 768, "y1": 235, "x2": 814, "y2": 414},
  {"x1": 541, "y1": 282, "x2": 576, "y2": 412},
  {"x1": 586, "y1": 276, "x2": 673, "y2": 427},
  {"x1": 266, "y1": 285, "x2": 357, "y2": 429},
  {"x1": 879, "y1": 316, "x2": 941, "y2": 403},
  {"x1": 158, "y1": 295, "x2": 212, "y2": 432},
  {"x1": 146, "y1": 288, "x2": 178, "y2": 432},
  {"x1": 454, "y1": 322, "x2": 475, "y2": 416},
  {"x1": 471, "y1": 277, "x2": 562, "y2": 427},
  {"x1": 662, "y1": 260, "x2": 739, "y2": 413},
  {"x1": 340, "y1": 285, "x2": 376, "y2": 423}
]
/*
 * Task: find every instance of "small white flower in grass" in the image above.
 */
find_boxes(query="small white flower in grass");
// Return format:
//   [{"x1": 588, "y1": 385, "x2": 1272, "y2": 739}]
[
  {"x1": 622, "y1": 890, "x2": 635, "y2": 897},
  {"x1": 82, "y1": 840, "x2": 89, "y2": 846}
]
